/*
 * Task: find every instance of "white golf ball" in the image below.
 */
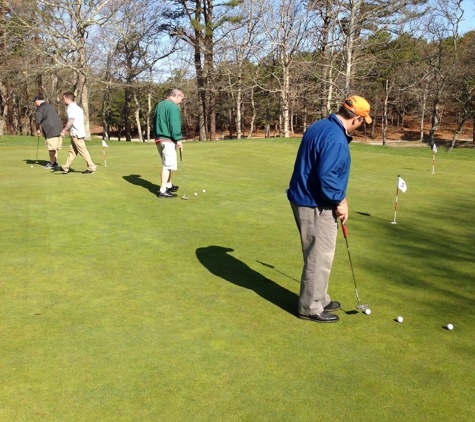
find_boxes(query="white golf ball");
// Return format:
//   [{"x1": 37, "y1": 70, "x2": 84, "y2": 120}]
[
  {"x1": 202, "y1": 189, "x2": 206, "y2": 193},
  {"x1": 194, "y1": 192, "x2": 197, "y2": 196},
  {"x1": 397, "y1": 316, "x2": 403, "y2": 323},
  {"x1": 30, "y1": 165, "x2": 33, "y2": 168},
  {"x1": 447, "y1": 324, "x2": 453, "y2": 330},
  {"x1": 364, "y1": 308, "x2": 371, "y2": 315}
]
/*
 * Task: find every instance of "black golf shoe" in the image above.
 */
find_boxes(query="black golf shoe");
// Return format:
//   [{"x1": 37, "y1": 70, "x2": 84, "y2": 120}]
[
  {"x1": 324, "y1": 301, "x2": 341, "y2": 312},
  {"x1": 168, "y1": 185, "x2": 179, "y2": 192},
  {"x1": 298, "y1": 311, "x2": 339, "y2": 323},
  {"x1": 158, "y1": 191, "x2": 177, "y2": 198}
]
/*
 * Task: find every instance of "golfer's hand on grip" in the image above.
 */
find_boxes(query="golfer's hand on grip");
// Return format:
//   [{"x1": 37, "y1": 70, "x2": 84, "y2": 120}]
[{"x1": 336, "y1": 198, "x2": 348, "y2": 224}]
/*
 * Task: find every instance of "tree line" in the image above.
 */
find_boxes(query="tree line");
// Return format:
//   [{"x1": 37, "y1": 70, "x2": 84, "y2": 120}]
[{"x1": 1, "y1": 0, "x2": 474, "y2": 149}]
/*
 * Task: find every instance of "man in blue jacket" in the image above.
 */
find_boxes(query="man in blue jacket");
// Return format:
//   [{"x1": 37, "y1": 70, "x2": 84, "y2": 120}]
[{"x1": 287, "y1": 96, "x2": 372, "y2": 323}]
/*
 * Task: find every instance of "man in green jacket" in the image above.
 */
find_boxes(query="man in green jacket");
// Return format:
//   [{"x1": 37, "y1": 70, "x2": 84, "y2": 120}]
[{"x1": 153, "y1": 89, "x2": 185, "y2": 198}]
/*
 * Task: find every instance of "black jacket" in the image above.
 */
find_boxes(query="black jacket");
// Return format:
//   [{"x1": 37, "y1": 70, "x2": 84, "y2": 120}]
[{"x1": 35, "y1": 103, "x2": 62, "y2": 138}]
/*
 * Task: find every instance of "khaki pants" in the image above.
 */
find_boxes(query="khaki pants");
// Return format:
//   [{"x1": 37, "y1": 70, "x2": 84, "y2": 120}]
[
  {"x1": 291, "y1": 204, "x2": 338, "y2": 315},
  {"x1": 63, "y1": 136, "x2": 95, "y2": 171}
]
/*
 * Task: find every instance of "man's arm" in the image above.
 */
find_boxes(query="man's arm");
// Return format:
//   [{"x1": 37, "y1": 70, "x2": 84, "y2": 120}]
[
  {"x1": 169, "y1": 106, "x2": 183, "y2": 142},
  {"x1": 60, "y1": 118, "x2": 74, "y2": 137}
]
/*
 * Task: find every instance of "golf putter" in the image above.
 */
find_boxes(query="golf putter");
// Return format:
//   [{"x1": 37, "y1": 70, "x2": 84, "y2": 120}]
[
  {"x1": 35, "y1": 133, "x2": 40, "y2": 164},
  {"x1": 179, "y1": 149, "x2": 189, "y2": 200},
  {"x1": 341, "y1": 222, "x2": 369, "y2": 310}
]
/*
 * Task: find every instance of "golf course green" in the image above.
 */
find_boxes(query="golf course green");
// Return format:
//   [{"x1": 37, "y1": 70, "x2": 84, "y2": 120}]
[{"x1": 1, "y1": 135, "x2": 474, "y2": 421}]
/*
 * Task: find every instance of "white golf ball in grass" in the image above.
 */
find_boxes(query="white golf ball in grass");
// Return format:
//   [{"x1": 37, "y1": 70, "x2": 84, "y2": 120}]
[
  {"x1": 31, "y1": 165, "x2": 33, "y2": 168},
  {"x1": 364, "y1": 308, "x2": 371, "y2": 315},
  {"x1": 397, "y1": 316, "x2": 404, "y2": 323},
  {"x1": 202, "y1": 189, "x2": 206, "y2": 193},
  {"x1": 194, "y1": 192, "x2": 197, "y2": 196},
  {"x1": 447, "y1": 324, "x2": 454, "y2": 330}
]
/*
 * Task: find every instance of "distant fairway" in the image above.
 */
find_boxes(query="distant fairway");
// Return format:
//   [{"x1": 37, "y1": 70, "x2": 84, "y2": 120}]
[{"x1": 1, "y1": 136, "x2": 474, "y2": 421}]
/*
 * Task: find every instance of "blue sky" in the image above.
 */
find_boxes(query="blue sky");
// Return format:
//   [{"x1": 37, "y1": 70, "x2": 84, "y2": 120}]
[{"x1": 460, "y1": 0, "x2": 475, "y2": 34}]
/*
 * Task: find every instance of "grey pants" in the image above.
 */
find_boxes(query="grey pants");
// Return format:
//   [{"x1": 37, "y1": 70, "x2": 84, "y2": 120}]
[{"x1": 291, "y1": 203, "x2": 338, "y2": 315}]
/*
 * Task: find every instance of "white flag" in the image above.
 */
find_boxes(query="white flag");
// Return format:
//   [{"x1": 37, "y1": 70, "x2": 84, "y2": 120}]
[
  {"x1": 398, "y1": 177, "x2": 407, "y2": 193},
  {"x1": 432, "y1": 143, "x2": 437, "y2": 153},
  {"x1": 102, "y1": 139, "x2": 109, "y2": 148}
]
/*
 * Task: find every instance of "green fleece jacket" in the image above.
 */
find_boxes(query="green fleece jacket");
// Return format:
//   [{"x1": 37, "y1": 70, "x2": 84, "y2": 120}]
[{"x1": 152, "y1": 99, "x2": 183, "y2": 141}]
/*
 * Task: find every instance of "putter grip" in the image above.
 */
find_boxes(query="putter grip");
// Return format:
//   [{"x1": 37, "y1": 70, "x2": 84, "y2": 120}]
[
  {"x1": 341, "y1": 223, "x2": 348, "y2": 238},
  {"x1": 180, "y1": 149, "x2": 182, "y2": 161}
]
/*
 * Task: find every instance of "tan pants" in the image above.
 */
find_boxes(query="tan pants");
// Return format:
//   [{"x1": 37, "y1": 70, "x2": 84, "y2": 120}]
[
  {"x1": 62, "y1": 136, "x2": 95, "y2": 171},
  {"x1": 291, "y1": 204, "x2": 338, "y2": 315}
]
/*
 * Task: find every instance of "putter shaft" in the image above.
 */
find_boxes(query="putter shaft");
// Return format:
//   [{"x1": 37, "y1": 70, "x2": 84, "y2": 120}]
[
  {"x1": 179, "y1": 149, "x2": 189, "y2": 200},
  {"x1": 341, "y1": 223, "x2": 369, "y2": 310}
]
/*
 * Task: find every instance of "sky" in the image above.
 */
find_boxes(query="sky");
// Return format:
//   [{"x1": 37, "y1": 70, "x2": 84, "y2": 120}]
[{"x1": 460, "y1": 0, "x2": 475, "y2": 34}]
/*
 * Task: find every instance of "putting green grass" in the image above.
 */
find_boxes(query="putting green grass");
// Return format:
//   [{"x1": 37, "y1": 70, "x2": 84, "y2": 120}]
[{"x1": 1, "y1": 135, "x2": 474, "y2": 421}]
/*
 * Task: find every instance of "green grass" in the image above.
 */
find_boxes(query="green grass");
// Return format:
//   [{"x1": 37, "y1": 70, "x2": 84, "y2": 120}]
[{"x1": 1, "y1": 136, "x2": 475, "y2": 421}]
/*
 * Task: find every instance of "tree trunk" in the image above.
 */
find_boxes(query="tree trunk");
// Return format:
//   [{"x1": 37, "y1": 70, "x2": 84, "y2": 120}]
[
  {"x1": 320, "y1": 0, "x2": 334, "y2": 118},
  {"x1": 235, "y1": 71, "x2": 242, "y2": 139},
  {"x1": 419, "y1": 88, "x2": 427, "y2": 142},
  {"x1": 133, "y1": 92, "x2": 143, "y2": 142},
  {"x1": 344, "y1": 0, "x2": 359, "y2": 95},
  {"x1": 194, "y1": 43, "x2": 207, "y2": 141},
  {"x1": 281, "y1": 61, "x2": 290, "y2": 138},
  {"x1": 447, "y1": 117, "x2": 467, "y2": 152},
  {"x1": 382, "y1": 79, "x2": 389, "y2": 146},
  {"x1": 428, "y1": 99, "x2": 440, "y2": 149},
  {"x1": 123, "y1": 84, "x2": 132, "y2": 142},
  {"x1": 247, "y1": 87, "x2": 256, "y2": 139},
  {"x1": 228, "y1": 108, "x2": 233, "y2": 139},
  {"x1": 204, "y1": 0, "x2": 216, "y2": 140}
]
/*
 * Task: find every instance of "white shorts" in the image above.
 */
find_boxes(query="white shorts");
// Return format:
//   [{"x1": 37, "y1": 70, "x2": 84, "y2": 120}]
[{"x1": 156, "y1": 141, "x2": 177, "y2": 170}]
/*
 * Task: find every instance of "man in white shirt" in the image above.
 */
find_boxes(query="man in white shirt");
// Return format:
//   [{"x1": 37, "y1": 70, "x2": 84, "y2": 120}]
[{"x1": 56, "y1": 92, "x2": 95, "y2": 174}]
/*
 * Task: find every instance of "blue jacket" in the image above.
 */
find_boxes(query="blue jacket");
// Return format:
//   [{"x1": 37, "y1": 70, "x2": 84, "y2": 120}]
[{"x1": 287, "y1": 114, "x2": 352, "y2": 208}]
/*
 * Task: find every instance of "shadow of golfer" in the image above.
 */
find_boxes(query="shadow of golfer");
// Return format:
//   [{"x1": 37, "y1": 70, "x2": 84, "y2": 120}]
[
  {"x1": 123, "y1": 174, "x2": 159, "y2": 196},
  {"x1": 196, "y1": 245, "x2": 298, "y2": 316},
  {"x1": 24, "y1": 159, "x2": 48, "y2": 166}
]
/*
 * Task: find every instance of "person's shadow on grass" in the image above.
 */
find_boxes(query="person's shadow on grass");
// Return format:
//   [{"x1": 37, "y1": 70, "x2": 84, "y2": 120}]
[
  {"x1": 196, "y1": 245, "x2": 297, "y2": 317},
  {"x1": 123, "y1": 174, "x2": 159, "y2": 196},
  {"x1": 24, "y1": 159, "x2": 48, "y2": 166}
]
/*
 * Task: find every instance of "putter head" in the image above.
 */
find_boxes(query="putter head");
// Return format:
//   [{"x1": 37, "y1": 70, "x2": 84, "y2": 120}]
[
  {"x1": 181, "y1": 195, "x2": 189, "y2": 200},
  {"x1": 356, "y1": 303, "x2": 369, "y2": 310}
]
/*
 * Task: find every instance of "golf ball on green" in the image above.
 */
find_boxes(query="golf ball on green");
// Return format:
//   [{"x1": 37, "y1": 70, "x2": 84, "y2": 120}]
[
  {"x1": 202, "y1": 189, "x2": 206, "y2": 193},
  {"x1": 397, "y1": 316, "x2": 403, "y2": 323},
  {"x1": 194, "y1": 192, "x2": 197, "y2": 196},
  {"x1": 364, "y1": 308, "x2": 371, "y2": 315},
  {"x1": 447, "y1": 324, "x2": 453, "y2": 330}
]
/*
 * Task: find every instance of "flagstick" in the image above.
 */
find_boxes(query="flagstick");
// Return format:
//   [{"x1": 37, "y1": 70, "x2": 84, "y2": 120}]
[
  {"x1": 391, "y1": 175, "x2": 400, "y2": 224},
  {"x1": 431, "y1": 153, "x2": 435, "y2": 174},
  {"x1": 102, "y1": 137, "x2": 107, "y2": 167}
]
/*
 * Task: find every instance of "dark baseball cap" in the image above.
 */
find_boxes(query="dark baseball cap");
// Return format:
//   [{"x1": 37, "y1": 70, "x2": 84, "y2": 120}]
[{"x1": 33, "y1": 95, "x2": 44, "y2": 102}]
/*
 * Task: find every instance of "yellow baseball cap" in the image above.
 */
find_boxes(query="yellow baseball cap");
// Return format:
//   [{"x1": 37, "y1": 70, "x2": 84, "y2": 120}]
[{"x1": 344, "y1": 96, "x2": 372, "y2": 124}]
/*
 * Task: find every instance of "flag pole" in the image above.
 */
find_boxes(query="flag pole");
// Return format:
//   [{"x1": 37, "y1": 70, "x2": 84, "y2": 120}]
[
  {"x1": 431, "y1": 143, "x2": 437, "y2": 174},
  {"x1": 102, "y1": 137, "x2": 108, "y2": 167},
  {"x1": 391, "y1": 175, "x2": 400, "y2": 224}
]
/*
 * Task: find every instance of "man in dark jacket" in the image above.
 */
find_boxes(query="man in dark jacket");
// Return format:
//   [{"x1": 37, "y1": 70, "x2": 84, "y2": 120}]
[
  {"x1": 152, "y1": 89, "x2": 184, "y2": 198},
  {"x1": 34, "y1": 95, "x2": 63, "y2": 169},
  {"x1": 287, "y1": 95, "x2": 372, "y2": 323}
]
